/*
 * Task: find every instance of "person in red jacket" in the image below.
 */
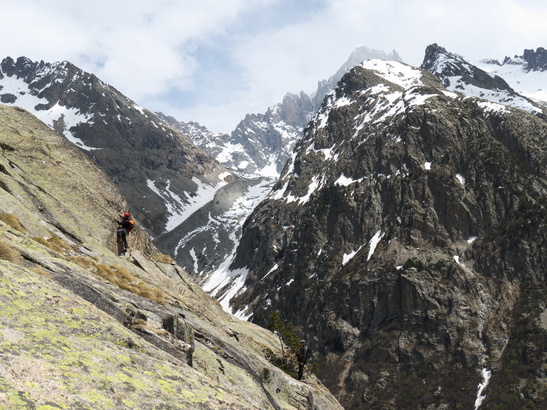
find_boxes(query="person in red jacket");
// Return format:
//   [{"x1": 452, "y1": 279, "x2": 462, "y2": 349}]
[{"x1": 114, "y1": 212, "x2": 134, "y2": 255}]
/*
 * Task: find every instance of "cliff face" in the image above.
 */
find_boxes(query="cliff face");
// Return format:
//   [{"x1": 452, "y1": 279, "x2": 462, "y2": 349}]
[
  {"x1": 0, "y1": 104, "x2": 342, "y2": 409},
  {"x1": 228, "y1": 61, "x2": 547, "y2": 408}
]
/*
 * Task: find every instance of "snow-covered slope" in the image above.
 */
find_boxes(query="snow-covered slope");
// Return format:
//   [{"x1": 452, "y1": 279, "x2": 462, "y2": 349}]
[
  {"x1": 421, "y1": 44, "x2": 547, "y2": 116},
  {"x1": 474, "y1": 54, "x2": 547, "y2": 105}
]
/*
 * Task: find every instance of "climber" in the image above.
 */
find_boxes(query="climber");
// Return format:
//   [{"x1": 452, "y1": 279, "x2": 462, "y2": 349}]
[
  {"x1": 114, "y1": 212, "x2": 134, "y2": 255},
  {"x1": 296, "y1": 339, "x2": 310, "y2": 381}
]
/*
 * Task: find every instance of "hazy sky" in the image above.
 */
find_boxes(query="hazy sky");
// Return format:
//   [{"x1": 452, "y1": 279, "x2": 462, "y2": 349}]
[{"x1": 1, "y1": 0, "x2": 546, "y2": 133}]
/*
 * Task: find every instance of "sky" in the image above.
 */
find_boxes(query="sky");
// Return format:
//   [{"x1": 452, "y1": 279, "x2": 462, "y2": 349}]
[{"x1": 1, "y1": 0, "x2": 546, "y2": 134}]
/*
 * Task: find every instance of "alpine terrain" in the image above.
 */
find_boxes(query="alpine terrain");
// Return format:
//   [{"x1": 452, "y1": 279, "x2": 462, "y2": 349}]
[
  {"x1": 0, "y1": 103, "x2": 341, "y2": 409},
  {"x1": 0, "y1": 56, "x2": 236, "y2": 236},
  {"x1": 222, "y1": 47, "x2": 547, "y2": 408},
  {"x1": 155, "y1": 46, "x2": 403, "y2": 305},
  {"x1": 1, "y1": 42, "x2": 545, "y2": 409}
]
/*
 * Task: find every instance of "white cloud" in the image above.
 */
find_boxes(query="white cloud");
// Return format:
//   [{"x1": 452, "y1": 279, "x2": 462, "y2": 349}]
[{"x1": 0, "y1": 0, "x2": 546, "y2": 133}]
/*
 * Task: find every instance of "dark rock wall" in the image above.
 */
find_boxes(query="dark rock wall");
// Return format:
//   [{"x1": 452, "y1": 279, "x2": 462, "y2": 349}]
[{"x1": 230, "y1": 65, "x2": 547, "y2": 408}]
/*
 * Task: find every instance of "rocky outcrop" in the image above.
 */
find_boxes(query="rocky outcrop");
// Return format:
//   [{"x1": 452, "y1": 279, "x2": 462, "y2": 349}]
[
  {"x1": 508, "y1": 47, "x2": 547, "y2": 71},
  {"x1": 0, "y1": 104, "x2": 342, "y2": 409},
  {"x1": 226, "y1": 61, "x2": 547, "y2": 408}
]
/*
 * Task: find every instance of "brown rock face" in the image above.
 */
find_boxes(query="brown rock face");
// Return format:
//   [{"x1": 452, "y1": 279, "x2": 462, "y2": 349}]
[{"x1": 229, "y1": 63, "x2": 547, "y2": 408}]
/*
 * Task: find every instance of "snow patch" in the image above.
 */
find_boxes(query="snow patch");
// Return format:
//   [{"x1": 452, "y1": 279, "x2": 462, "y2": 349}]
[
  {"x1": 361, "y1": 60, "x2": 424, "y2": 89},
  {"x1": 285, "y1": 175, "x2": 325, "y2": 205},
  {"x1": 147, "y1": 177, "x2": 228, "y2": 232},
  {"x1": 263, "y1": 263, "x2": 279, "y2": 280},
  {"x1": 335, "y1": 174, "x2": 365, "y2": 186},
  {"x1": 343, "y1": 246, "x2": 363, "y2": 266},
  {"x1": 474, "y1": 368, "x2": 491, "y2": 409},
  {"x1": 454, "y1": 255, "x2": 465, "y2": 267},
  {"x1": 467, "y1": 236, "x2": 478, "y2": 245},
  {"x1": 368, "y1": 230, "x2": 384, "y2": 261}
]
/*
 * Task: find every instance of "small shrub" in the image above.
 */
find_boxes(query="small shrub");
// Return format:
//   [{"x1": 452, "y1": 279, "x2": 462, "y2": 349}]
[
  {"x1": 266, "y1": 312, "x2": 309, "y2": 378},
  {"x1": 268, "y1": 312, "x2": 301, "y2": 353}
]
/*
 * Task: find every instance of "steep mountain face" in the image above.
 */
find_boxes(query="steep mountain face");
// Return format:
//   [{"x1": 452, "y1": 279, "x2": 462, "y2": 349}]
[
  {"x1": 155, "y1": 46, "x2": 403, "y2": 292},
  {"x1": 0, "y1": 56, "x2": 233, "y2": 236},
  {"x1": 0, "y1": 104, "x2": 341, "y2": 409},
  {"x1": 226, "y1": 60, "x2": 547, "y2": 408},
  {"x1": 421, "y1": 44, "x2": 547, "y2": 117}
]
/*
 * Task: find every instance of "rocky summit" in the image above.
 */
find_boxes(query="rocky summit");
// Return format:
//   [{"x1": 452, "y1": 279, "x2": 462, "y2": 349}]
[
  {"x1": 0, "y1": 104, "x2": 341, "y2": 409},
  {"x1": 227, "y1": 60, "x2": 547, "y2": 408}
]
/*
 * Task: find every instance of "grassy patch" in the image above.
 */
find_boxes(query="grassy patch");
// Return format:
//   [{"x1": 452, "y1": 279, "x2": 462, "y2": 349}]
[
  {"x1": 0, "y1": 240, "x2": 19, "y2": 262},
  {"x1": 30, "y1": 266, "x2": 53, "y2": 279},
  {"x1": 0, "y1": 214, "x2": 26, "y2": 233},
  {"x1": 69, "y1": 255, "x2": 97, "y2": 269},
  {"x1": 31, "y1": 235, "x2": 73, "y2": 254},
  {"x1": 152, "y1": 253, "x2": 175, "y2": 264},
  {"x1": 93, "y1": 264, "x2": 167, "y2": 305}
]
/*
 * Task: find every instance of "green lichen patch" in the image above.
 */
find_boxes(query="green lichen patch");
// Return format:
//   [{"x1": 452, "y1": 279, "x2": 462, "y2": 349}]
[{"x1": 0, "y1": 260, "x2": 278, "y2": 408}]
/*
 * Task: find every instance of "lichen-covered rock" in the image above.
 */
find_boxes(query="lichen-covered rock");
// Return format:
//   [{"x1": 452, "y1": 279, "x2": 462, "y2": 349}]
[{"x1": 0, "y1": 104, "x2": 342, "y2": 409}]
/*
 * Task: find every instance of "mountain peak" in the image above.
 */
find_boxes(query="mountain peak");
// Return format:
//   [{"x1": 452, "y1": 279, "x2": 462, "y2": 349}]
[
  {"x1": 421, "y1": 43, "x2": 546, "y2": 116},
  {"x1": 505, "y1": 46, "x2": 547, "y2": 71}
]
